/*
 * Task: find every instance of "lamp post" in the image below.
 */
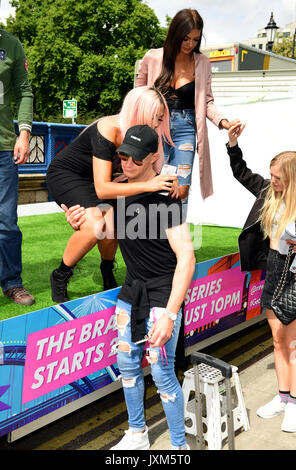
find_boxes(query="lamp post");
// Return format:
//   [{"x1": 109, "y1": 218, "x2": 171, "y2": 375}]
[
  {"x1": 265, "y1": 12, "x2": 279, "y2": 52},
  {"x1": 293, "y1": 28, "x2": 296, "y2": 59}
]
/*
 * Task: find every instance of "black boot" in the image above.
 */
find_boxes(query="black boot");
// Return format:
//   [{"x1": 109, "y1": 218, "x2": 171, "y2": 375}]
[
  {"x1": 100, "y1": 259, "x2": 117, "y2": 291},
  {"x1": 50, "y1": 267, "x2": 74, "y2": 303}
]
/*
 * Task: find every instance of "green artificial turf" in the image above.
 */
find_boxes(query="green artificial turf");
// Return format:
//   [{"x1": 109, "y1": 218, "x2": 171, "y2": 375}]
[
  {"x1": 0, "y1": 213, "x2": 241, "y2": 320},
  {"x1": 194, "y1": 224, "x2": 241, "y2": 263}
]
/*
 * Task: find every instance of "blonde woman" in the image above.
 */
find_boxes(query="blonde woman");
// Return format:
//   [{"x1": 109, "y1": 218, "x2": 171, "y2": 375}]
[{"x1": 227, "y1": 122, "x2": 296, "y2": 433}]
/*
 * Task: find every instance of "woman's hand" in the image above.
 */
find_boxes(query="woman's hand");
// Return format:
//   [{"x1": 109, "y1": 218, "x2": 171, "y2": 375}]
[
  {"x1": 145, "y1": 174, "x2": 178, "y2": 193},
  {"x1": 220, "y1": 118, "x2": 242, "y2": 130},
  {"x1": 228, "y1": 121, "x2": 246, "y2": 147},
  {"x1": 286, "y1": 239, "x2": 296, "y2": 253},
  {"x1": 169, "y1": 179, "x2": 180, "y2": 199},
  {"x1": 61, "y1": 204, "x2": 86, "y2": 230}
]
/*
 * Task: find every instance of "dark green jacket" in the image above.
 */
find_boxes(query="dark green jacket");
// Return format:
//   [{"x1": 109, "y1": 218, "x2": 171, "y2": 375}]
[{"x1": 0, "y1": 29, "x2": 33, "y2": 150}]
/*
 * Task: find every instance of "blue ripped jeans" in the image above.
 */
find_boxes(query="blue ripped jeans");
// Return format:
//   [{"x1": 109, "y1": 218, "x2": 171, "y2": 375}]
[
  {"x1": 163, "y1": 109, "x2": 196, "y2": 218},
  {"x1": 115, "y1": 299, "x2": 186, "y2": 447}
]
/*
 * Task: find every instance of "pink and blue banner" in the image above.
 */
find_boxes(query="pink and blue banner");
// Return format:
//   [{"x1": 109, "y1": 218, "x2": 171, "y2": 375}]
[
  {"x1": 184, "y1": 266, "x2": 245, "y2": 334},
  {"x1": 22, "y1": 307, "x2": 118, "y2": 403}
]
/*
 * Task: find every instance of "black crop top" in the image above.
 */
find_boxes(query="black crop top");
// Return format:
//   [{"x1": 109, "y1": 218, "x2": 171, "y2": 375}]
[{"x1": 166, "y1": 81, "x2": 195, "y2": 110}]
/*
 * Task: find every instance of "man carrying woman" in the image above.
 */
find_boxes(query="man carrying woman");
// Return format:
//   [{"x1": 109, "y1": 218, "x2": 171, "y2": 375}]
[
  {"x1": 109, "y1": 124, "x2": 195, "y2": 450},
  {"x1": 46, "y1": 86, "x2": 177, "y2": 303}
]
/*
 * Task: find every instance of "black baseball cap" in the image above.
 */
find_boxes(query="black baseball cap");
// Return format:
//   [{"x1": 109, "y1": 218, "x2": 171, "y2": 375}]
[{"x1": 117, "y1": 125, "x2": 159, "y2": 161}]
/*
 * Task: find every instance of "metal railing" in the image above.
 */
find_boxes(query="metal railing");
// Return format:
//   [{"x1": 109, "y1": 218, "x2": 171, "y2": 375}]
[{"x1": 15, "y1": 121, "x2": 86, "y2": 174}]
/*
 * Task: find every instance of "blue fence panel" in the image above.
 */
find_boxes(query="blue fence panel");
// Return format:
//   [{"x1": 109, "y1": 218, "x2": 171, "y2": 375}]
[{"x1": 14, "y1": 121, "x2": 86, "y2": 174}]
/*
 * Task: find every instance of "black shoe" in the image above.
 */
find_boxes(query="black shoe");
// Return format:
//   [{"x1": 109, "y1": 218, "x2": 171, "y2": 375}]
[
  {"x1": 50, "y1": 268, "x2": 73, "y2": 303},
  {"x1": 100, "y1": 259, "x2": 117, "y2": 291}
]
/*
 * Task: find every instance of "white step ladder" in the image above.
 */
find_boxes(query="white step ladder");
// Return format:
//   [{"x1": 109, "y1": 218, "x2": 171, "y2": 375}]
[{"x1": 182, "y1": 362, "x2": 250, "y2": 450}]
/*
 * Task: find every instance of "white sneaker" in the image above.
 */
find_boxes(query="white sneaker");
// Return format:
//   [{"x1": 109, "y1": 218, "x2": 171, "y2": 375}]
[
  {"x1": 281, "y1": 402, "x2": 296, "y2": 432},
  {"x1": 111, "y1": 426, "x2": 150, "y2": 450},
  {"x1": 171, "y1": 443, "x2": 190, "y2": 450},
  {"x1": 256, "y1": 395, "x2": 286, "y2": 418}
]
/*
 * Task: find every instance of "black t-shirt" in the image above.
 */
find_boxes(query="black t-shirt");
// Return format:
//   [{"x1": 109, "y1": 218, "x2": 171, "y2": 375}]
[
  {"x1": 49, "y1": 120, "x2": 122, "y2": 177},
  {"x1": 115, "y1": 192, "x2": 183, "y2": 281}
]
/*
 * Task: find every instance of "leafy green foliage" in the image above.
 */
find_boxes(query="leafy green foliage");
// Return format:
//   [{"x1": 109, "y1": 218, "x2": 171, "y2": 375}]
[
  {"x1": 273, "y1": 35, "x2": 296, "y2": 59},
  {"x1": 5, "y1": 0, "x2": 167, "y2": 121}
]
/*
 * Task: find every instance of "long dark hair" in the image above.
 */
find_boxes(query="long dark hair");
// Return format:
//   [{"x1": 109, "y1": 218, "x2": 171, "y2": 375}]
[{"x1": 154, "y1": 9, "x2": 204, "y2": 95}]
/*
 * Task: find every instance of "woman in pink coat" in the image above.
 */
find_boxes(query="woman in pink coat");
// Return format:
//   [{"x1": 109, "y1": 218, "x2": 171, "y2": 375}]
[{"x1": 136, "y1": 8, "x2": 240, "y2": 206}]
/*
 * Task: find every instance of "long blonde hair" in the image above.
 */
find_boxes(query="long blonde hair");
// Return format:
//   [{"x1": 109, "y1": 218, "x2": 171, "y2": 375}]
[{"x1": 260, "y1": 151, "x2": 296, "y2": 239}]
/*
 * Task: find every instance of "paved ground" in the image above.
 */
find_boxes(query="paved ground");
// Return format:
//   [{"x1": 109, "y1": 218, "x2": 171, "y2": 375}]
[{"x1": 18, "y1": 201, "x2": 63, "y2": 216}]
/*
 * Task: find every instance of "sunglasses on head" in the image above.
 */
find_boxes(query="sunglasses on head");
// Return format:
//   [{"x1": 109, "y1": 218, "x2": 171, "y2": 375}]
[{"x1": 118, "y1": 153, "x2": 144, "y2": 166}]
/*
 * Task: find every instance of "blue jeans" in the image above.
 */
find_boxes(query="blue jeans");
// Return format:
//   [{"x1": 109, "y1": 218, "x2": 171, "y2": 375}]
[
  {"x1": 0, "y1": 151, "x2": 23, "y2": 291},
  {"x1": 115, "y1": 299, "x2": 186, "y2": 447},
  {"x1": 164, "y1": 109, "x2": 196, "y2": 187},
  {"x1": 164, "y1": 109, "x2": 196, "y2": 218}
]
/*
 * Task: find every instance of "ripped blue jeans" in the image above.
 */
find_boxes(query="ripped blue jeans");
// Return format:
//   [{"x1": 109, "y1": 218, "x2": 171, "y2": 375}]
[
  {"x1": 163, "y1": 109, "x2": 196, "y2": 219},
  {"x1": 115, "y1": 299, "x2": 186, "y2": 447}
]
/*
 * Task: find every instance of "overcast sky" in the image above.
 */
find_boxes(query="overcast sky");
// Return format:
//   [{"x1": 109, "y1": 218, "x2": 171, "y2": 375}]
[
  {"x1": 145, "y1": 0, "x2": 296, "y2": 45},
  {"x1": 1, "y1": 0, "x2": 296, "y2": 45}
]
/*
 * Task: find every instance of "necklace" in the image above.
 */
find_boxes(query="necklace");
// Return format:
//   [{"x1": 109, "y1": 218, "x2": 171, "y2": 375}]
[{"x1": 172, "y1": 54, "x2": 195, "y2": 84}]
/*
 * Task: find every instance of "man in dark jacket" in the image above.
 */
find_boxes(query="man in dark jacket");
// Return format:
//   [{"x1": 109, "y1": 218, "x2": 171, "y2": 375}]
[{"x1": 0, "y1": 29, "x2": 35, "y2": 305}]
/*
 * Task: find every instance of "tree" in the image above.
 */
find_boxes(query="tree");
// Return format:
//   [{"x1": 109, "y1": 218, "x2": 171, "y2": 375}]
[
  {"x1": 6, "y1": 0, "x2": 167, "y2": 121},
  {"x1": 273, "y1": 35, "x2": 296, "y2": 60}
]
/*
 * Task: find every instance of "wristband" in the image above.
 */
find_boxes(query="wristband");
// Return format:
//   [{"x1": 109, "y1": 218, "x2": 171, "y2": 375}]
[{"x1": 163, "y1": 309, "x2": 177, "y2": 321}]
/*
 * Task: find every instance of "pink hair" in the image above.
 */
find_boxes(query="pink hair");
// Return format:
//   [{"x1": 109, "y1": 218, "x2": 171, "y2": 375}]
[{"x1": 118, "y1": 86, "x2": 173, "y2": 173}]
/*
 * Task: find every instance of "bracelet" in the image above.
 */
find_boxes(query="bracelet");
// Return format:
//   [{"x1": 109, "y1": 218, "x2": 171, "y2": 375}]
[{"x1": 162, "y1": 309, "x2": 177, "y2": 321}]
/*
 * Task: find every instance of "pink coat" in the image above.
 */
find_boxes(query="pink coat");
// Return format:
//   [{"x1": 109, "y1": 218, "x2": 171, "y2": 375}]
[{"x1": 135, "y1": 48, "x2": 226, "y2": 199}]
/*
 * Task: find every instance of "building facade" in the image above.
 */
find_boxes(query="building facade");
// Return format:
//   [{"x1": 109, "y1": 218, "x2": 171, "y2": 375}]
[{"x1": 245, "y1": 20, "x2": 296, "y2": 51}]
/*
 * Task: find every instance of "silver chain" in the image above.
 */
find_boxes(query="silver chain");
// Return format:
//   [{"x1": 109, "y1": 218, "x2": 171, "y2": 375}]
[{"x1": 272, "y1": 246, "x2": 296, "y2": 302}]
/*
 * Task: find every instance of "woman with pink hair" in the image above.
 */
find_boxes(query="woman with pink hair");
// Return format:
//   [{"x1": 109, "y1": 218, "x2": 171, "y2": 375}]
[{"x1": 46, "y1": 86, "x2": 175, "y2": 303}]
